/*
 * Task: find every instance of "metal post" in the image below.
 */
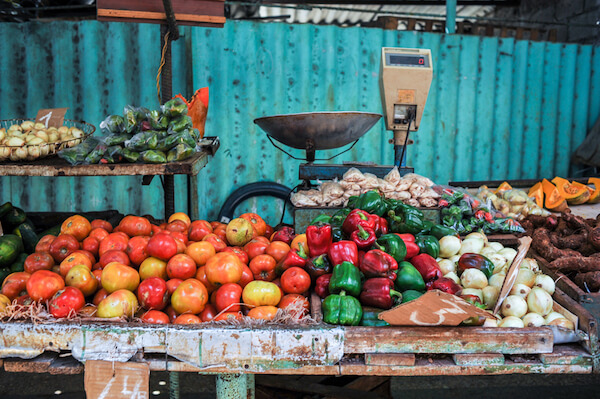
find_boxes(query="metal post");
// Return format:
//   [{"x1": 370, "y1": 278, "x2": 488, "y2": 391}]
[
  {"x1": 446, "y1": 0, "x2": 457, "y2": 34},
  {"x1": 160, "y1": 23, "x2": 176, "y2": 220},
  {"x1": 216, "y1": 374, "x2": 255, "y2": 399},
  {"x1": 169, "y1": 371, "x2": 180, "y2": 399}
]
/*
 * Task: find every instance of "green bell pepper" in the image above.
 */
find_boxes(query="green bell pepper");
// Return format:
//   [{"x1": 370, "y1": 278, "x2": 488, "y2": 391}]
[
  {"x1": 360, "y1": 307, "x2": 390, "y2": 327},
  {"x1": 401, "y1": 289, "x2": 424, "y2": 303},
  {"x1": 430, "y1": 224, "x2": 458, "y2": 240},
  {"x1": 310, "y1": 214, "x2": 332, "y2": 225},
  {"x1": 421, "y1": 220, "x2": 434, "y2": 234},
  {"x1": 329, "y1": 261, "x2": 362, "y2": 297},
  {"x1": 330, "y1": 208, "x2": 351, "y2": 227},
  {"x1": 374, "y1": 234, "x2": 406, "y2": 263},
  {"x1": 353, "y1": 190, "x2": 388, "y2": 216},
  {"x1": 322, "y1": 291, "x2": 363, "y2": 326},
  {"x1": 388, "y1": 200, "x2": 424, "y2": 218},
  {"x1": 415, "y1": 235, "x2": 440, "y2": 259},
  {"x1": 331, "y1": 226, "x2": 344, "y2": 242},
  {"x1": 387, "y1": 211, "x2": 424, "y2": 235},
  {"x1": 395, "y1": 261, "x2": 426, "y2": 292}
]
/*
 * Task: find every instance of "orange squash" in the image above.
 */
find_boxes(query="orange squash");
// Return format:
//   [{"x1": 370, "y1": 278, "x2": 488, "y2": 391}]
[
  {"x1": 588, "y1": 177, "x2": 600, "y2": 204},
  {"x1": 528, "y1": 182, "x2": 544, "y2": 209},
  {"x1": 542, "y1": 179, "x2": 568, "y2": 212},
  {"x1": 494, "y1": 181, "x2": 513, "y2": 194},
  {"x1": 551, "y1": 177, "x2": 590, "y2": 205}
]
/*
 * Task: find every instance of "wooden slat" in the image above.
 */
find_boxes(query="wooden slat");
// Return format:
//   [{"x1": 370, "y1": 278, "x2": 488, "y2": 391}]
[
  {"x1": 365, "y1": 353, "x2": 415, "y2": 366},
  {"x1": 540, "y1": 344, "x2": 594, "y2": 366},
  {"x1": 3, "y1": 352, "x2": 58, "y2": 373},
  {"x1": 48, "y1": 356, "x2": 84, "y2": 375},
  {"x1": 98, "y1": 0, "x2": 224, "y2": 14},
  {"x1": 97, "y1": 9, "x2": 226, "y2": 24},
  {"x1": 343, "y1": 376, "x2": 389, "y2": 392},
  {"x1": 452, "y1": 353, "x2": 505, "y2": 366},
  {"x1": 344, "y1": 327, "x2": 553, "y2": 355},
  {"x1": 310, "y1": 292, "x2": 322, "y2": 323}
]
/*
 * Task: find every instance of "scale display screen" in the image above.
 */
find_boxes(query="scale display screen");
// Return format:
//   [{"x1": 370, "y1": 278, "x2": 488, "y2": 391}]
[{"x1": 386, "y1": 53, "x2": 429, "y2": 68}]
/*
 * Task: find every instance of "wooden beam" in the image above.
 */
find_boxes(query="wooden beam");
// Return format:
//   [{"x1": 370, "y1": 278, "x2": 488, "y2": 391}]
[
  {"x1": 453, "y1": 353, "x2": 505, "y2": 366},
  {"x1": 3, "y1": 352, "x2": 58, "y2": 373},
  {"x1": 97, "y1": 9, "x2": 225, "y2": 24},
  {"x1": 365, "y1": 353, "x2": 415, "y2": 366}
]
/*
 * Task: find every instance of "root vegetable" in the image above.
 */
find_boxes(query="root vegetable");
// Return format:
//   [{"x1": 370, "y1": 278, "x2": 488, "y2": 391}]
[
  {"x1": 573, "y1": 271, "x2": 600, "y2": 292},
  {"x1": 590, "y1": 227, "x2": 600, "y2": 250},
  {"x1": 548, "y1": 257, "x2": 600, "y2": 273},
  {"x1": 552, "y1": 232, "x2": 588, "y2": 250},
  {"x1": 532, "y1": 228, "x2": 582, "y2": 261}
]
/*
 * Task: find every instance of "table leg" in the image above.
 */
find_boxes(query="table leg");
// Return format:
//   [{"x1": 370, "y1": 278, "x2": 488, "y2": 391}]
[
  {"x1": 216, "y1": 373, "x2": 255, "y2": 399},
  {"x1": 189, "y1": 174, "x2": 199, "y2": 221},
  {"x1": 164, "y1": 175, "x2": 175, "y2": 220},
  {"x1": 169, "y1": 371, "x2": 180, "y2": 399}
]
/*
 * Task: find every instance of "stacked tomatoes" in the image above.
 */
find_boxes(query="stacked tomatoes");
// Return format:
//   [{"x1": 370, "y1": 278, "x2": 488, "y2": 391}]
[{"x1": 0, "y1": 212, "x2": 312, "y2": 324}]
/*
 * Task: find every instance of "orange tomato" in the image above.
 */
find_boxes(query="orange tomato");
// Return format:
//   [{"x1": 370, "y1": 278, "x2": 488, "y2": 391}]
[
  {"x1": 59, "y1": 252, "x2": 93, "y2": 277},
  {"x1": 101, "y1": 262, "x2": 140, "y2": 293},
  {"x1": 249, "y1": 254, "x2": 277, "y2": 281},
  {"x1": 170, "y1": 279, "x2": 208, "y2": 315},
  {"x1": 61, "y1": 215, "x2": 92, "y2": 241},
  {"x1": 278, "y1": 293, "x2": 310, "y2": 316},
  {"x1": 141, "y1": 310, "x2": 170, "y2": 324},
  {"x1": 247, "y1": 305, "x2": 278, "y2": 320},
  {"x1": 26, "y1": 270, "x2": 65, "y2": 302},
  {"x1": 239, "y1": 213, "x2": 267, "y2": 237},
  {"x1": 195, "y1": 266, "x2": 217, "y2": 294},
  {"x1": 98, "y1": 233, "x2": 129, "y2": 257},
  {"x1": 213, "y1": 225, "x2": 227, "y2": 242},
  {"x1": 290, "y1": 234, "x2": 308, "y2": 253},
  {"x1": 265, "y1": 241, "x2": 290, "y2": 263},
  {"x1": 213, "y1": 311, "x2": 243, "y2": 321},
  {"x1": 185, "y1": 241, "x2": 215, "y2": 266},
  {"x1": 65, "y1": 264, "x2": 98, "y2": 297},
  {"x1": 166, "y1": 278, "x2": 183, "y2": 295},
  {"x1": 174, "y1": 314, "x2": 201, "y2": 324},
  {"x1": 204, "y1": 252, "x2": 243, "y2": 286},
  {"x1": 168, "y1": 212, "x2": 191, "y2": 228},
  {"x1": 280, "y1": 267, "x2": 311, "y2": 295},
  {"x1": 117, "y1": 215, "x2": 152, "y2": 237},
  {"x1": 1, "y1": 272, "x2": 30, "y2": 300},
  {"x1": 210, "y1": 221, "x2": 226, "y2": 230}
]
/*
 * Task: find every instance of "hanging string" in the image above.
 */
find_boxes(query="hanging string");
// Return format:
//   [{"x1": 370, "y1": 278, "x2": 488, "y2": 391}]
[{"x1": 156, "y1": 30, "x2": 171, "y2": 105}]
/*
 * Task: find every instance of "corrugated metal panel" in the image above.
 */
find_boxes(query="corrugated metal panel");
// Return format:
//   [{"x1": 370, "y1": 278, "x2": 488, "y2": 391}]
[{"x1": 0, "y1": 20, "x2": 598, "y2": 225}]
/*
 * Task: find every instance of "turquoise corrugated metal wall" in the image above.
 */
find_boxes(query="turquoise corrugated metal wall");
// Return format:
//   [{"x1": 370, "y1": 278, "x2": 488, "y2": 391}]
[{"x1": 1, "y1": 20, "x2": 598, "y2": 224}]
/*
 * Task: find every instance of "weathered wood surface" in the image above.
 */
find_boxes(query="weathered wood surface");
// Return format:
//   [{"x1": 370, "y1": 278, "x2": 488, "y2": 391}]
[
  {"x1": 452, "y1": 353, "x2": 505, "y2": 366},
  {"x1": 3, "y1": 352, "x2": 58, "y2": 373},
  {"x1": 365, "y1": 353, "x2": 416, "y2": 367},
  {"x1": 344, "y1": 326, "x2": 554, "y2": 354}
]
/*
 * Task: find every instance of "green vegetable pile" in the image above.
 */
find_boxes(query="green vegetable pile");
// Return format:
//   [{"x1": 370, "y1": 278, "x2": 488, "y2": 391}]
[{"x1": 59, "y1": 98, "x2": 201, "y2": 165}]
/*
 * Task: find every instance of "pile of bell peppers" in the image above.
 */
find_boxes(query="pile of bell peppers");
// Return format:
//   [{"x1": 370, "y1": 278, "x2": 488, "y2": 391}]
[{"x1": 306, "y1": 190, "x2": 465, "y2": 327}]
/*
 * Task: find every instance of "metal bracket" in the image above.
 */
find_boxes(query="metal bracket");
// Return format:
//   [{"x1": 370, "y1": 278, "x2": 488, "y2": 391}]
[
  {"x1": 161, "y1": 0, "x2": 180, "y2": 41},
  {"x1": 142, "y1": 175, "x2": 155, "y2": 186}
]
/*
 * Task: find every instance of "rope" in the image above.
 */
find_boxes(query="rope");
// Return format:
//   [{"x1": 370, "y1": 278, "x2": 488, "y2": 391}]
[{"x1": 156, "y1": 30, "x2": 170, "y2": 105}]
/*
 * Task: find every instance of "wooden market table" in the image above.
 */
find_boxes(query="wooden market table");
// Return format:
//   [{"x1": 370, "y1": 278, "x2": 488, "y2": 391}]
[{"x1": 0, "y1": 137, "x2": 219, "y2": 220}]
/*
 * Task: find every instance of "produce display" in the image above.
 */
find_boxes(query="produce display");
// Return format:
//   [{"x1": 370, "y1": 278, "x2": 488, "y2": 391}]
[
  {"x1": 528, "y1": 177, "x2": 600, "y2": 212},
  {"x1": 477, "y1": 184, "x2": 550, "y2": 220},
  {"x1": 0, "y1": 120, "x2": 92, "y2": 161},
  {"x1": 59, "y1": 98, "x2": 202, "y2": 165},
  {"x1": 291, "y1": 167, "x2": 440, "y2": 208}
]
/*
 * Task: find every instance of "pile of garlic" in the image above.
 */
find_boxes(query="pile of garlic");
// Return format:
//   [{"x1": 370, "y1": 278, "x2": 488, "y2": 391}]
[{"x1": 291, "y1": 167, "x2": 440, "y2": 208}]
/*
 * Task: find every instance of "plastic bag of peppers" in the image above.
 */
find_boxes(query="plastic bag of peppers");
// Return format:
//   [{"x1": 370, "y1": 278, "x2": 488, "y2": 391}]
[{"x1": 307, "y1": 190, "x2": 463, "y2": 326}]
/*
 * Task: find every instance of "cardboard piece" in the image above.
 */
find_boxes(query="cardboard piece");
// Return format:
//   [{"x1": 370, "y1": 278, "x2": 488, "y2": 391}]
[
  {"x1": 84, "y1": 360, "x2": 149, "y2": 399},
  {"x1": 35, "y1": 108, "x2": 68, "y2": 128},
  {"x1": 493, "y1": 236, "x2": 532, "y2": 315},
  {"x1": 379, "y1": 290, "x2": 495, "y2": 326}
]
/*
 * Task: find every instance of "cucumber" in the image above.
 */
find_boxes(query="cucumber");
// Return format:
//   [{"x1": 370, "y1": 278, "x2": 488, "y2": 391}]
[
  {"x1": 1, "y1": 207, "x2": 26, "y2": 230},
  {"x1": 0, "y1": 202, "x2": 13, "y2": 219},
  {"x1": 9, "y1": 253, "x2": 28, "y2": 273},
  {"x1": 0, "y1": 268, "x2": 11, "y2": 286},
  {"x1": 0, "y1": 234, "x2": 23, "y2": 268},
  {"x1": 13, "y1": 222, "x2": 38, "y2": 254},
  {"x1": 39, "y1": 224, "x2": 62, "y2": 238}
]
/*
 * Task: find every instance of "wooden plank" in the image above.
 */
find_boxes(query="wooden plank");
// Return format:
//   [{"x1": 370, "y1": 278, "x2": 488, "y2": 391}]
[
  {"x1": 540, "y1": 344, "x2": 594, "y2": 366},
  {"x1": 97, "y1": 9, "x2": 226, "y2": 24},
  {"x1": 310, "y1": 292, "x2": 323, "y2": 323},
  {"x1": 344, "y1": 327, "x2": 553, "y2": 355},
  {"x1": 48, "y1": 356, "x2": 84, "y2": 375},
  {"x1": 256, "y1": 375, "x2": 386, "y2": 399},
  {"x1": 3, "y1": 352, "x2": 58, "y2": 373},
  {"x1": 452, "y1": 353, "x2": 505, "y2": 366},
  {"x1": 365, "y1": 353, "x2": 415, "y2": 367},
  {"x1": 343, "y1": 376, "x2": 389, "y2": 392},
  {"x1": 98, "y1": 0, "x2": 224, "y2": 14}
]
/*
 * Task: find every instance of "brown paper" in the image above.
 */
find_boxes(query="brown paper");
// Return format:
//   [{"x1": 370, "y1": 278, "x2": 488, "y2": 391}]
[
  {"x1": 35, "y1": 107, "x2": 68, "y2": 128},
  {"x1": 84, "y1": 360, "x2": 149, "y2": 399},
  {"x1": 379, "y1": 290, "x2": 495, "y2": 326}
]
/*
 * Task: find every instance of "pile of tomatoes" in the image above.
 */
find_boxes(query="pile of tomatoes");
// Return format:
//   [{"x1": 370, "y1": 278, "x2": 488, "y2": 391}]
[{"x1": 0, "y1": 212, "x2": 312, "y2": 324}]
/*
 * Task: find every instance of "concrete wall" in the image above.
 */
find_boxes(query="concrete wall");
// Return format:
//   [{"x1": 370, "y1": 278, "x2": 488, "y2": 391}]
[{"x1": 493, "y1": 0, "x2": 600, "y2": 44}]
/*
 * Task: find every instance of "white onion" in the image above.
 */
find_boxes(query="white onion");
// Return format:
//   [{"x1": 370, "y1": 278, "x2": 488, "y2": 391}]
[
  {"x1": 443, "y1": 272, "x2": 460, "y2": 285},
  {"x1": 522, "y1": 312, "x2": 545, "y2": 327},
  {"x1": 439, "y1": 236, "x2": 461, "y2": 258},
  {"x1": 499, "y1": 316, "x2": 525, "y2": 328},
  {"x1": 461, "y1": 288, "x2": 483, "y2": 302},
  {"x1": 515, "y1": 268, "x2": 536, "y2": 288},
  {"x1": 526, "y1": 287, "x2": 553, "y2": 316},
  {"x1": 487, "y1": 242, "x2": 504, "y2": 252},
  {"x1": 460, "y1": 268, "x2": 488, "y2": 289},
  {"x1": 489, "y1": 254, "x2": 507, "y2": 274},
  {"x1": 488, "y1": 273, "x2": 506, "y2": 289},
  {"x1": 548, "y1": 318, "x2": 575, "y2": 330},
  {"x1": 437, "y1": 259, "x2": 456, "y2": 275},
  {"x1": 501, "y1": 295, "x2": 528, "y2": 318},
  {"x1": 534, "y1": 274, "x2": 555, "y2": 295},
  {"x1": 449, "y1": 254, "x2": 461, "y2": 264},
  {"x1": 482, "y1": 286, "x2": 499, "y2": 309},
  {"x1": 521, "y1": 258, "x2": 539, "y2": 272},
  {"x1": 459, "y1": 238, "x2": 484, "y2": 255},
  {"x1": 544, "y1": 311, "x2": 566, "y2": 324},
  {"x1": 483, "y1": 318, "x2": 498, "y2": 327},
  {"x1": 509, "y1": 283, "x2": 531, "y2": 299},
  {"x1": 465, "y1": 232, "x2": 488, "y2": 244},
  {"x1": 479, "y1": 247, "x2": 497, "y2": 259},
  {"x1": 498, "y1": 248, "x2": 517, "y2": 264}
]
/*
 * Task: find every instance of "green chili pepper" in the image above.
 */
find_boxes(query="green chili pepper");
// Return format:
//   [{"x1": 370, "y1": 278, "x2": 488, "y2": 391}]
[
  {"x1": 122, "y1": 148, "x2": 140, "y2": 163},
  {"x1": 141, "y1": 150, "x2": 167, "y2": 164},
  {"x1": 167, "y1": 143, "x2": 195, "y2": 162}
]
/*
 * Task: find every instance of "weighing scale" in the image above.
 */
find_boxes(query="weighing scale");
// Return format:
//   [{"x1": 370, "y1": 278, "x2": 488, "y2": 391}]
[{"x1": 254, "y1": 47, "x2": 433, "y2": 187}]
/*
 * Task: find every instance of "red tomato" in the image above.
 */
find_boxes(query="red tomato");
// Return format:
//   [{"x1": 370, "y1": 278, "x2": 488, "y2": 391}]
[
  {"x1": 200, "y1": 303, "x2": 218, "y2": 322},
  {"x1": 73, "y1": 249, "x2": 96, "y2": 265},
  {"x1": 49, "y1": 234, "x2": 80, "y2": 263},
  {"x1": 278, "y1": 293, "x2": 310, "y2": 317},
  {"x1": 98, "y1": 233, "x2": 129, "y2": 257},
  {"x1": 239, "y1": 213, "x2": 267, "y2": 237},
  {"x1": 204, "y1": 252, "x2": 243, "y2": 286},
  {"x1": 210, "y1": 221, "x2": 225, "y2": 230},
  {"x1": 166, "y1": 253, "x2": 197, "y2": 280},
  {"x1": 188, "y1": 220, "x2": 213, "y2": 242},
  {"x1": 65, "y1": 264, "x2": 98, "y2": 297},
  {"x1": 146, "y1": 233, "x2": 178, "y2": 261},
  {"x1": 243, "y1": 239, "x2": 268, "y2": 260},
  {"x1": 214, "y1": 283, "x2": 243, "y2": 312},
  {"x1": 166, "y1": 220, "x2": 188, "y2": 234},
  {"x1": 170, "y1": 279, "x2": 208, "y2": 315},
  {"x1": 264, "y1": 224, "x2": 274, "y2": 239},
  {"x1": 126, "y1": 236, "x2": 150, "y2": 266},
  {"x1": 213, "y1": 225, "x2": 227, "y2": 242},
  {"x1": 202, "y1": 233, "x2": 227, "y2": 252},
  {"x1": 213, "y1": 311, "x2": 243, "y2": 321},
  {"x1": 265, "y1": 241, "x2": 291, "y2": 263},
  {"x1": 166, "y1": 278, "x2": 183, "y2": 295},
  {"x1": 99, "y1": 250, "x2": 130, "y2": 268},
  {"x1": 59, "y1": 252, "x2": 93, "y2": 277},
  {"x1": 91, "y1": 219, "x2": 113, "y2": 233},
  {"x1": 150, "y1": 224, "x2": 162, "y2": 236},
  {"x1": 118, "y1": 215, "x2": 152, "y2": 237},
  {"x1": 195, "y1": 266, "x2": 217, "y2": 294},
  {"x1": 185, "y1": 242, "x2": 215, "y2": 267},
  {"x1": 101, "y1": 262, "x2": 140, "y2": 293},
  {"x1": 249, "y1": 254, "x2": 277, "y2": 282},
  {"x1": 89, "y1": 227, "x2": 110, "y2": 242},
  {"x1": 280, "y1": 267, "x2": 311, "y2": 295},
  {"x1": 1, "y1": 272, "x2": 30, "y2": 300},
  {"x1": 221, "y1": 246, "x2": 249, "y2": 264},
  {"x1": 137, "y1": 277, "x2": 169, "y2": 310},
  {"x1": 139, "y1": 257, "x2": 168, "y2": 280},
  {"x1": 174, "y1": 314, "x2": 201, "y2": 324},
  {"x1": 92, "y1": 269, "x2": 103, "y2": 285},
  {"x1": 92, "y1": 288, "x2": 109, "y2": 306},
  {"x1": 82, "y1": 237, "x2": 100, "y2": 257},
  {"x1": 24, "y1": 252, "x2": 55, "y2": 274},
  {"x1": 61, "y1": 215, "x2": 92, "y2": 242},
  {"x1": 26, "y1": 270, "x2": 65, "y2": 302},
  {"x1": 238, "y1": 264, "x2": 254, "y2": 288},
  {"x1": 35, "y1": 234, "x2": 56, "y2": 253},
  {"x1": 141, "y1": 310, "x2": 170, "y2": 324},
  {"x1": 247, "y1": 305, "x2": 278, "y2": 320},
  {"x1": 170, "y1": 231, "x2": 189, "y2": 247},
  {"x1": 49, "y1": 287, "x2": 85, "y2": 318}
]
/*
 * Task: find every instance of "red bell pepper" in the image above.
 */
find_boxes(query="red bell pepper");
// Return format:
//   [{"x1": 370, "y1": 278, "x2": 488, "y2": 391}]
[
  {"x1": 315, "y1": 273, "x2": 332, "y2": 298},
  {"x1": 378, "y1": 217, "x2": 389, "y2": 235},
  {"x1": 306, "y1": 223, "x2": 332, "y2": 257},
  {"x1": 360, "y1": 249, "x2": 398, "y2": 279},
  {"x1": 327, "y1": 240, "x2": 359, "y2": 266},
  {"x1": 350, "y1": 225, "x2": 377, "y2": 250},
  {"x1": 410, "y1": 253, "x2": 443, "y2": 283},
  {"x1": 395, "y1": 233, "x2": 419, "y2": 259},
  {"x1": 427, "y1": 277, "x2": 462, "y2": 295},
  {"x1": 276, "y1": 242, "x2": 308, "y2": 275},
  {"x1": 359, "y1": 277, "x2": 402, "y2": 309},
  {"x1": 342, "y1": 209, "x2": 378, "y2": 236},
  {"x1": 271, "y1": 226, "x2": 295, "y2": 245}
]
